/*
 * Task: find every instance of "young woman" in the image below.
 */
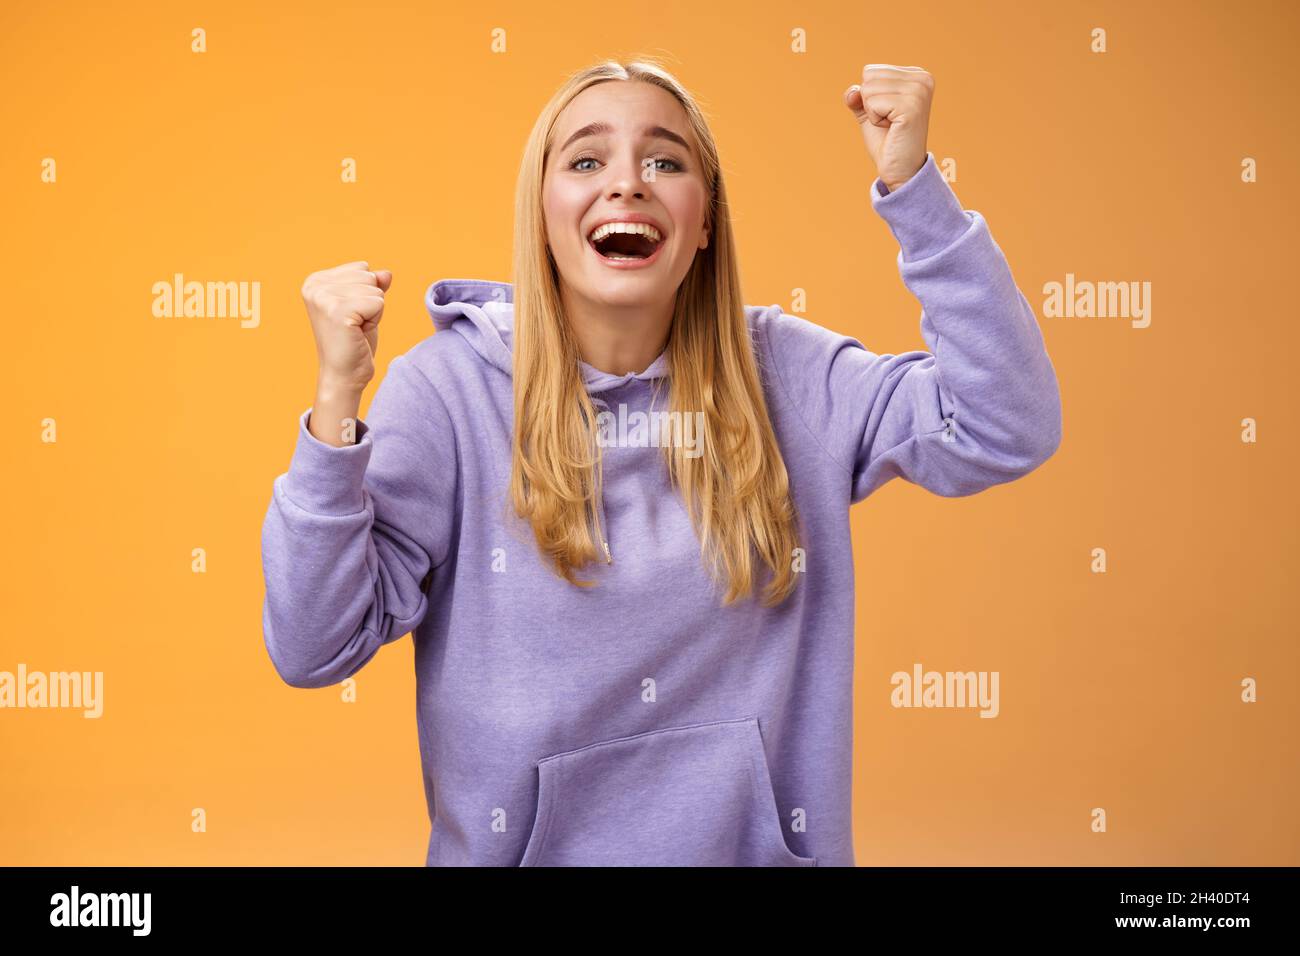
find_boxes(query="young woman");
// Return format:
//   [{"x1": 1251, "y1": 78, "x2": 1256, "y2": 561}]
[{"x1": 261, "y1": 58, "x2": 1062, "y2": 867}]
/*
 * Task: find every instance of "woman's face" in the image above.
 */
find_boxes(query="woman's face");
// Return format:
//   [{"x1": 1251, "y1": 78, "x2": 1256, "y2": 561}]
[{"x1": 543, "y1": 81, "x2": 711, "y2": 311}]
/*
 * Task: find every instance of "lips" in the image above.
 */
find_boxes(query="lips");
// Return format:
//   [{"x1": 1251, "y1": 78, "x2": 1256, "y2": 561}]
[{"x1": 584, "y1": 215, "x2": 667, "y2": 263}]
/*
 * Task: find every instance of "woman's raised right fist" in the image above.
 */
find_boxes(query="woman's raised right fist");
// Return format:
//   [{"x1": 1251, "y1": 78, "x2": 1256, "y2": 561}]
[{"x1": 301, "y1": 260, "x2": 393, "y2": 391}]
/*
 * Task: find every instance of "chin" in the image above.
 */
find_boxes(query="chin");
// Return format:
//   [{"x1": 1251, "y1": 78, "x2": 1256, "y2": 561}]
[{"x1": 588, "y1": 275, "x2": 666, "y2": 301}]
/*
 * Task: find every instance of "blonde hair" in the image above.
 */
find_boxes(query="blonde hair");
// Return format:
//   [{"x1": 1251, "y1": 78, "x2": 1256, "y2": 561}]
[{"x1": 509, "y1": 56, "x2": 801, "y2": 607}]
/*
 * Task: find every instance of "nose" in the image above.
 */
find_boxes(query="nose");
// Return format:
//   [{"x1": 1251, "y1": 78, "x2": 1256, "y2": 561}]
[{"x1": 605, "y1": 153, "x2": 650, "y2": 200}]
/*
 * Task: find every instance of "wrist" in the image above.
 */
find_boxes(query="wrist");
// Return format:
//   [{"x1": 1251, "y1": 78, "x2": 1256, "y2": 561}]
[
  {"x1": 880, "y1": 155, "x2": 929, "y2": 195},
  {"x1": 315, "y1": 374, "x2": 368, "y2": 402}
]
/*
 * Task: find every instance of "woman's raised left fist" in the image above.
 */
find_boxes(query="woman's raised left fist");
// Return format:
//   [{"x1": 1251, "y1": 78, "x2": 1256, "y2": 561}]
[{"x1": 844, "y1": 64, "x2": 934, "y2": 192}]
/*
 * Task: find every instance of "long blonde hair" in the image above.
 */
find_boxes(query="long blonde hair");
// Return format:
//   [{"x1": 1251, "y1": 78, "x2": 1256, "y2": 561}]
[{"x1": 510, "y1": 56, "x2": 801, "y2": 607}]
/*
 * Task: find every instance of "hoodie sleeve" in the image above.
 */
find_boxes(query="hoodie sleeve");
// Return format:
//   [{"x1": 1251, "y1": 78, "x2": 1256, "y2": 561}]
[
  {"x1": 760, "y1": 150, "x2": 1062, "y2": 503},
  {"x1": 260, "y1": 353, "x2": 459, "y2": 688}
]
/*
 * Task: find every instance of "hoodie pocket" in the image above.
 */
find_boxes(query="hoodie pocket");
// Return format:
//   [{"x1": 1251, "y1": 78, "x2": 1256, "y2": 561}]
[{"x1": 517, "y1": 715, "x2": 817, "y2": 866}]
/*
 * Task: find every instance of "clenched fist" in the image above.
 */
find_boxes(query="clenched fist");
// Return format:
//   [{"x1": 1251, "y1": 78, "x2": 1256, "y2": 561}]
[
  {"x1": 843, "y1": 64, "x2": 934, "y2": 193},
  {"x1": 301, "y1": 260, "x2": 393, "y2": 393}
]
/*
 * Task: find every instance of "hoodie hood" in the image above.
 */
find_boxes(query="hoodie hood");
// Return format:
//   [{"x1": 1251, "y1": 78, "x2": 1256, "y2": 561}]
[
  {"x1": 424, "y1": 276, "x2": 678, "y2": 566},
  {"x1": 424, "y1": 277, "x2": 671, "y2": 396}
]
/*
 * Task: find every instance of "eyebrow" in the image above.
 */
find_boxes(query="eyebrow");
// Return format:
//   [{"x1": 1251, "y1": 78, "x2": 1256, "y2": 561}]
[{"x1": 558, "y1": 121, "x2": 692, "y2": 155}]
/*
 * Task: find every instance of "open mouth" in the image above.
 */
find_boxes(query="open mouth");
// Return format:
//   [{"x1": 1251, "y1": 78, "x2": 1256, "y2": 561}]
[{"x1": 587, "y1": 222, "x2": 665, "y2": 262}]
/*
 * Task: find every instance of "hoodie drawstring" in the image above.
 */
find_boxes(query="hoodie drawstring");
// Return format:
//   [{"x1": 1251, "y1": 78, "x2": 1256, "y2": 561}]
[
  {"x1": 589, "y1": 398, "x2": 613, "y2": 565},
  {"x1": 595, "y1": 456, "x2": 612, "y2": 565}
]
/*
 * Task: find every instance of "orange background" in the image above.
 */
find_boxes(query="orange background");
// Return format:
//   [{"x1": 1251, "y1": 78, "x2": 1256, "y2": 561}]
[{"x1": 2, "y1": 0, "x2": 1296, "y2": 865}]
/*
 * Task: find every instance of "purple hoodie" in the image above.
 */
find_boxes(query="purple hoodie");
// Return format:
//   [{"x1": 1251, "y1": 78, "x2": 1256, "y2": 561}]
[{"x1": 260, "y1": 151, "x2": 1062, "y2": 867}]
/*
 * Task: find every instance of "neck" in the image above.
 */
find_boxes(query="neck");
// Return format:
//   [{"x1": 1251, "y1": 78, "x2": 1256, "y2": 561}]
[{"x1": 560, "y1": 283, "x2": 674, "y2": 375}]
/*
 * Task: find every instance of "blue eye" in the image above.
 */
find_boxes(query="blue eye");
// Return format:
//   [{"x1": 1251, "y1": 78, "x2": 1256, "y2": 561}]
[{"x1": 567, "y1": 154, "x2": 685, "y2": 173}]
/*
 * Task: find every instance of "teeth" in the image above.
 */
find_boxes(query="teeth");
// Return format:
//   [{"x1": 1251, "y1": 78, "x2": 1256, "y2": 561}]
[{"x1": 588, "y1": 221, "x2": 663, "y2": 244}]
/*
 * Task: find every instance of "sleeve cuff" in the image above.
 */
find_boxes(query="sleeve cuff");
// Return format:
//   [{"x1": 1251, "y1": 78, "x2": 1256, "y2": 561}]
[
  {"x1": 280, "y1": 406, "x2": 374, "y2": 515},
  {"x1": 869, "y1": 151, "x2": 973, "y2": 262}
]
